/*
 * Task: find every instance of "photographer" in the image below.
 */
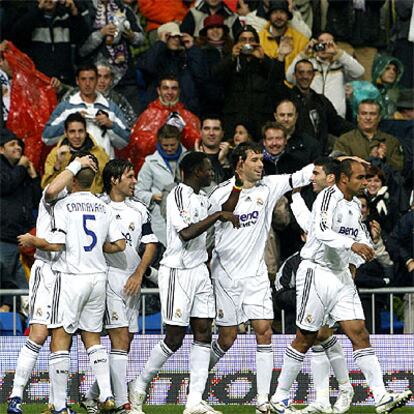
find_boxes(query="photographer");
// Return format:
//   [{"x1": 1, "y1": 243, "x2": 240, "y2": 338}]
[
  {"x1": 214, "y1": 25, "x2": 285, "y2": 140},
  {"x1": 10, "y1": 0, "x2": 90, "y2": 85},
  {"x1": 286, "y1": 32, "x2": 365, "y2": 118},
  {"x1": 137, "y1": 22, "x2": 208, "y2": 116}
]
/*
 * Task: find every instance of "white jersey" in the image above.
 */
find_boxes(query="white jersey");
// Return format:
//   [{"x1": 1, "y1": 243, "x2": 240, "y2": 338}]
[
  {"x1": 290, "y1": 191, "x2": 312, "y2": 233},
  {"x1": 209, "y1": 164, "x2": 314, "y2": 278},
  {"x1": 48, "y1": 191, "x2": 123, "y2": 274},
  {"x1": 104, "y1": 198, "x2": 158, "y2": 272},
  {"x1": 300, "y1": 185, "x2": 371, "y2": 271},
  {"x1": 34, "y1": 188, "x2": 68, "y2": 263},
  {"x1": 161, "y1": 183, "x2": 210, "y2": 269}
]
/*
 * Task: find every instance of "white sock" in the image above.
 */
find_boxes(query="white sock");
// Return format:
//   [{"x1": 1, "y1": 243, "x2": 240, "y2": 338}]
[
  {"x1": 322, "y1": 336, "x2": 350, "y2": 386},
  {"x1": 256, "y1": 344, "x2": 273, "y2": 404},
  {"x1": 353, "y1": 348, "x2": 386, "y2": 403},
  {"x1": 311, "y1": 345, "x2": 330, "y2": 405},
  {"x1": 85, "y1": 381, "x2": 99, "y2": 401},
  {"x1": 110, "y1": 349, "x2": 129, "y2": 407},
  {"x1": 209, "y1": 339, "x2": 226, "y2": 371},
  {"x1": 132, "y1": 340, "x2": 174, "y2": 393},
  {"x1": 186, "y1": 342, "x2": 211, "y2": 408},
  {"x1": 11, "y1": 339, "x2": 42, "y2": 398},
  {"x1": 87, "y1": 345, "x2": 112, "y2": 403},
  {"x1": 273, "y1": 346, "x2": 306, "y2": 402},
  {"x1": 49, "y1": 381, "x2": 54, "y2": 406},
  {"x1": 49, "y1": 351, "x2": 70, "y2": 411}
]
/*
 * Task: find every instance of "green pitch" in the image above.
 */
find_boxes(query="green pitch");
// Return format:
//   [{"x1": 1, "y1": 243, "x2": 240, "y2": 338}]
[{"x1": 1, "y1": 404, "x2": 413, "y2": 413}]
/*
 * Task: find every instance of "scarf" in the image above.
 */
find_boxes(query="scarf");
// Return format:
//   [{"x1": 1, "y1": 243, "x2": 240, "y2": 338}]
[
  {"x1": 263, "y1": 148, "x2": 283, "y2": 164},
  {"x1": 156, "y1": 142, "x2": 182, "y2": 172}
]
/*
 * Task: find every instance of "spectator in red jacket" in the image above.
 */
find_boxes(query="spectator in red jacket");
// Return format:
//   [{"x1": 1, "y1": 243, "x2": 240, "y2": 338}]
[{"x1": 117, "y1": 75, "x2": 200, "y2": 173}]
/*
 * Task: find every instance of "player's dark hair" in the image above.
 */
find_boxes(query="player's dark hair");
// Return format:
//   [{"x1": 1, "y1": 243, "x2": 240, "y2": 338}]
[
  {"x1": 179, "y1": 151, "x2": 208, "y2": 178},
  {"x1": 230, "y1": 141, "x2": 262, "y2": 170},
  {"x1": 64, "y1": 112, "x2": 86, "y2": 131},
  {"x1": 75, "y1": 168, "x2": 96, "y2": 189},
  {"x1": 103, "y1": 159, "x2": 135, "y2": 194},
  {"x1": 314, "y1": 157, "x2": 340, "y2": 177},
  {"x1": 336, "y1": 159, "x2": 360, "y2": 183}
]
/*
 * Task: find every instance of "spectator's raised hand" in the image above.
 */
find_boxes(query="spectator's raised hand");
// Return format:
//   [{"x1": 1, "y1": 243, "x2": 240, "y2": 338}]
[
  {"x1": 232, "y1": 43, "x2": 243, "y2": 59},
  {"x1": 278, "y1": 36, "x2": 294, "y2": 60},
  {"x1": 95, "y1": 111, "x2": 113, "y2": 128},
  {"x1": 303, "y1": 39, "x2": 317, "y2": 56},
  {"x1": 159, "y1": 31, "x2": 171, "y2": 44},
  {"x1": 194, "y1": 139, "x2": 203, "y2": 152},
  {"x1": 27, "y1": 160, "x2": 38, "y2": 179},
  {"x1": 63, "y1": 0, "x2": 78, "y2": 16},
  {"x1": 181, "y1": 33, "x2": 194, "y2": 49},
  {"x1": 369, "y1": 220, "x2": 381, "y2": 243},
  {"x1": 218, "y1": 142, "x2": 230, "y2": 164},
  {"x1": 76, "y1": 155, "x2": 98, "y2": 172},
  {"x1": 100, "y1": 23, "x2": 117, "y2": 37},
  {"x1": 251, "y1": 43, "x2": 265, "y2": 60}
]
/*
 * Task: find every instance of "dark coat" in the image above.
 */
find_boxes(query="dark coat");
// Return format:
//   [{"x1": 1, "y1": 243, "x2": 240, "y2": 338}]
[
  {"x1": 11, "y1": 1, "x2": 90, "y2": 84},
  {"x1": 326, "y1": 0, "x2": 386, "y2": 47},
  {"x1": 0, "y1": 155, "x2": 42, "y2": 244},
  {"x1": 137, "y1": 41, "x2": 208, "y2": 116},
  {"x1": 215, "y1": 55, "x2": 285, "y2": 139}
]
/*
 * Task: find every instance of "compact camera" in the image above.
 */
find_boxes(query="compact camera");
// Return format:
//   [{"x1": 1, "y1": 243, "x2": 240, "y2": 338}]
[
  {"x1": 313, "y1": 42, "x2": 326, "y2": 52},
  {"x1": 241, "y1": 44, "x2": 254, "y2": 55}
]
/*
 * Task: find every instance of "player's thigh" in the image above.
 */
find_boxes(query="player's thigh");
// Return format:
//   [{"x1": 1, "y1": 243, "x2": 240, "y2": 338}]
[
  {"x1": 296, "y1": 262, "x2": 326, "y2": 331},
  {"x1": 190, "y1": 264, "x2": 215, "y2": 320},
  {"x1": 242, "y1": 273, "x2": 273, "y2": 322},
  {"x1": 29, "y1": 260, "x2": 56, "y2": 326},
  {"x1": 79, "y1": 273, "x2": 107, "y2": 333},
  {"x1": 213, "y1": 271, "x2": 245, "y2": 327}
]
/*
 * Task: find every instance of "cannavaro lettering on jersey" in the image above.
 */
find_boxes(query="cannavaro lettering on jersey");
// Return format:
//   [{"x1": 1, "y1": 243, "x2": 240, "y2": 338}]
[
  {"x1": 338, "y1": 226, "x2": 358, "y2": 237},
  {"x1": 66, "y1": 202, "x2": 106, "y2": 213},
  {"x1": 237, "y1": 211, "x2": 259, "y2": 227}
]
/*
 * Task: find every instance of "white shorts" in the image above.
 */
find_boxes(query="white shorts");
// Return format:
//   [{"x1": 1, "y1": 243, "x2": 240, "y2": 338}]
[
  {"x1": 159, "y1": 263, "x2": 215, "y2": 326},
  {"x1": 29, "y1": 259, "x2": 56, "y2": 325},
  {"x1": 296, "y1": 260, "x2": 365, "y2": 332},
  {"x1": 105, "y1": 268, "x2": 140, "y2": 333},
  {"x1": 213, "y1": 270, "x2": 273, "y2": 327},
  {"x1": 49, "y1": 272, "x2": 107, "y2": 334}
]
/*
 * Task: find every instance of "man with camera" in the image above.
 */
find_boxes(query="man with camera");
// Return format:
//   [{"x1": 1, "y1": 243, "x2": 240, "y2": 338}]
[
  {"x1": 216, "y1": 25, "x2": 285, "y2": 140},
  {"x1": 43, "y1": 63, "x2": 130, "y2": 158},
  {"x1": 286, "y1": 32, "x2": 365, "y2": 118}
]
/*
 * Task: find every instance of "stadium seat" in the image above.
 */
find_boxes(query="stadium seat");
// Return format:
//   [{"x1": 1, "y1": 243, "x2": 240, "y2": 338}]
[
  {"x1": 0, "y1": 312, "x2": 24, "y2": 335},
  {"x1": 380, "y1": 311, "x2": 404, "y2": 333},
  {"x1": 138, "y1": 312, "x2": 162, "y2": 333}
]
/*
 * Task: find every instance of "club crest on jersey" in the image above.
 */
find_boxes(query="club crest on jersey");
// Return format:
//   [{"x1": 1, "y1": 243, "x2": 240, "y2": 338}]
[
  {"x1": 175, "y1": 308, "x2": 182, "y2": 318},
  {"x1": 218, "y1": 309, "x2": 224, "y2": 319},
  {"x1": 36, "y1": 308, "x2": 43, "y2": 317},
  {"x1": 129, "y1": 222, "x2": 135, "y2": 231},
  {"x1": 256, "y1": 198, "x2": 264, "y2": 206},
  {"x1": 112, "y1": 312, "x2": 119, "y2": 321},
  {"x1": 180, "y1": 210, "x2": 191, "y2": 224},
  {"x1": 306, "y1": 314, "x2": 313, "y2": 323}
]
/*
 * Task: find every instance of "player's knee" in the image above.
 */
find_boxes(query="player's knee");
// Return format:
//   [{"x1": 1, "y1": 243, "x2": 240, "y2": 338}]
[
  {"x1": 28, "y1": 334, "x2": 47, "y2": 347},
  {"x1": 218, "y1": 331, "x2": 237, "y2": 351},
  {"x1": 255, "y1": 327, "x2": 272, "y2": 344},
  {"x1": 193, "y1": 329, "x2": 212, "y2": 344},
  {"x1": 164, "y1": 334, "x2": 185, "y2": 353}
]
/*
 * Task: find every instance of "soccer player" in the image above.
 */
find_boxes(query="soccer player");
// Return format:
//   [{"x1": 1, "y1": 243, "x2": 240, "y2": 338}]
[
  {"x1": 8, "y1": 154, "x2": 97, "y2": 414},
  {"x1": 289, "y1": 157, "x2": 354, "y2": 414},
  {"x1": 207, "y1": 142, "x2": 314, "y2": 414},
  {"x1": 128, "y1": 151, "x2": 239, "y2": 414},
  {"x1": 269, "y1": 159, "x2": 412, "y2": 414},
  {"x1": 18, "y1": 156, "x2": 125, "y2": 414},
  {"x1": 81, "y1": 159, "x2": 158, "y2": 414}
]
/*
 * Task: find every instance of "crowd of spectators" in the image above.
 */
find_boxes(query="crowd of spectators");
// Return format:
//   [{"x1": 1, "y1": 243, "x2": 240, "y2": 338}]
[{"x1": 0, "y1": 0, "x2": 413, "y2": 332}]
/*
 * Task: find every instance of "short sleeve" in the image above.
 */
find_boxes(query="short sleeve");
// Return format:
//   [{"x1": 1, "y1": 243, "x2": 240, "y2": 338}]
[{"x1": 48, "y1": 199, "x2": 67, "y2": 244}]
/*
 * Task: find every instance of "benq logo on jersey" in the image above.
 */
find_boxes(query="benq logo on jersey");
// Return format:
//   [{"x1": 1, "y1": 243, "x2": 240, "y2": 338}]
[
  {"x1": 339, "y1": 226, "x2": 359, "y2": 237},
  {"x1": 237, "y1": 210, "x2": 259, "y2": 227}
]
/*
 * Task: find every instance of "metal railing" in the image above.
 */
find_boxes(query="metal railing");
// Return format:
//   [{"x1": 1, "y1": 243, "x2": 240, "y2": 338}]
[{"x1": 1, "y1": 287, "x2": 414, "y2": 335}]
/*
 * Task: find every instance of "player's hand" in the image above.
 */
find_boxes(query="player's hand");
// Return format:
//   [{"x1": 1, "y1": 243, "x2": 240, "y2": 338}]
[
  {"x1": 76, "y1": 155, "x2": 98, "y2": 172},
  {"x1": 351, "y1": 242, "x2": 375, "y2": 262},
  {"x1": 292, "y1": 187, "x2": 302, "y2": 194},
  {"x1": 124, "y1": 272, "x2": 143, "y2": 296},
  {"x1": 336, "y1": 155, "x2": 370, "y2": 167},
  {"x1": 218, "y1": 212, "x2": 240, "y2": 228},
  {"x1": 18, "y1": 233, "x2": 35, "y2": 248}
]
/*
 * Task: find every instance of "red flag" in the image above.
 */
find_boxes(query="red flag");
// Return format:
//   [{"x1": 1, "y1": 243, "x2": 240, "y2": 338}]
[{"x1": 4, "y1": 41, "x2": 57, "y2": 173}]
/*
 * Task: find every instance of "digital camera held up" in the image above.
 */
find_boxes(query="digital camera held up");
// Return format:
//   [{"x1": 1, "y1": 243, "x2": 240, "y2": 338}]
[
  {"x1": 312, "y1": 42, "x2": 326, "y2": 52},
  {"x1": 241, "y1": 44, "x2": 254, "y2": 55}
]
